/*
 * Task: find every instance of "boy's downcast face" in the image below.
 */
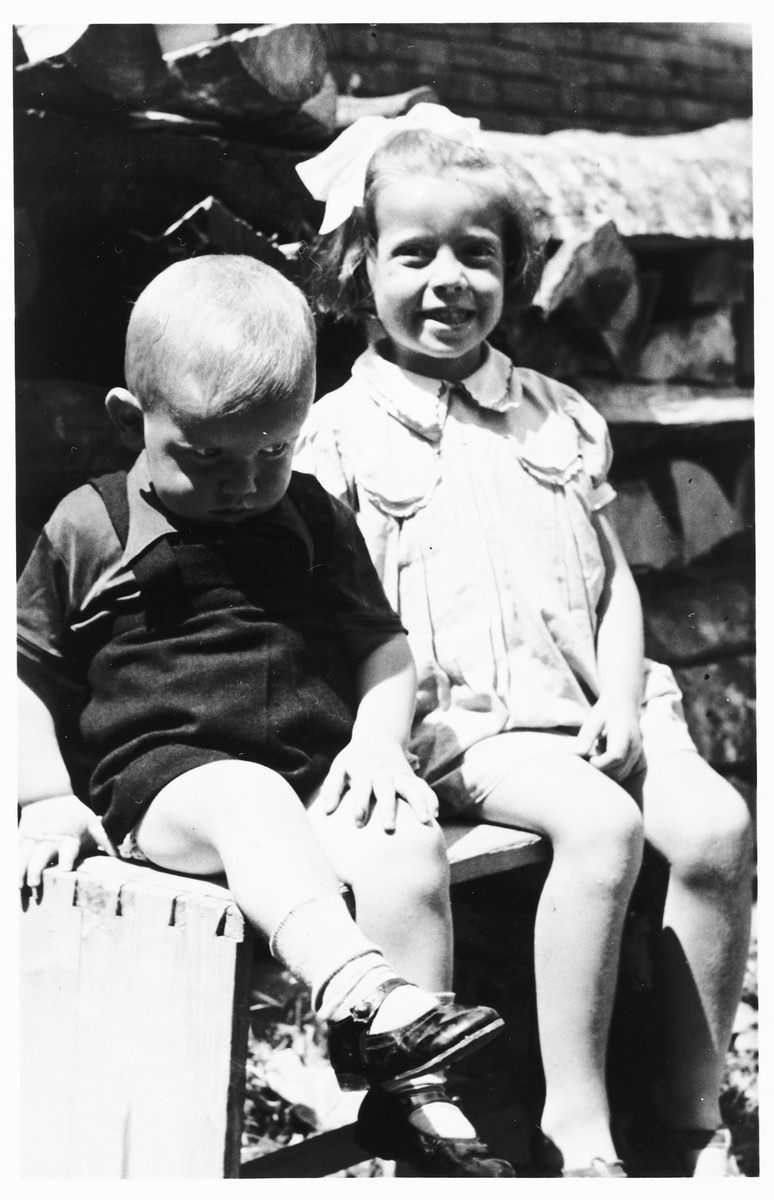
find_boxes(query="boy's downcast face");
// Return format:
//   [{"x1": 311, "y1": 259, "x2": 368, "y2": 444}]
[
  {"x1": 142, "y1": 372, "x2": 314, "y2": 525},
  {"x1": 367, "y1": 174, "x2": 506, "y2": 382}
]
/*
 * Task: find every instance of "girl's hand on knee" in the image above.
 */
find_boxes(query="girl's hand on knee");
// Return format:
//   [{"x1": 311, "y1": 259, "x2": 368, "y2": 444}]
[
  {"x1": 319, "y1": 738, "x2": 438, "y2": 831},
  {"x1": 18, "y1": 794, "x2": 116, "y2": 890},
  {"x1": 574, "y1": 699, "x2": 643, "y2": 782}
]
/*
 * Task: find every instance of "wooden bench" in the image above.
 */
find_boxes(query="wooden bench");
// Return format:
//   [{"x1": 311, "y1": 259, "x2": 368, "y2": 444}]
[{"x1": 19, "y1": 821, "x2": 546, "y2": 1179}]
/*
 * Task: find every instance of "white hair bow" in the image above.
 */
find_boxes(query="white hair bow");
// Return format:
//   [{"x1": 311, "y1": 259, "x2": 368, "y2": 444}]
[{"x1": 296, "y1": 103, "x2": 482, "y2": 235}]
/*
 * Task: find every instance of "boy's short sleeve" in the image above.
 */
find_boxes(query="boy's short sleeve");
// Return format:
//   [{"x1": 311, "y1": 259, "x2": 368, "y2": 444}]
[
  {"x1": 318, "y1": 492, "x2": 406, "y2": 651},
  {"x1": 18, "y1": 529, "x2": 77, "y2": 682},
  {"x1": 17, "y1": 486, "x2": 120, "y2": 686}
]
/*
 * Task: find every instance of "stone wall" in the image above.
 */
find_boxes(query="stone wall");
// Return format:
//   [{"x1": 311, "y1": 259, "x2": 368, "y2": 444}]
[{"x1": 322, "y1": 22, "x2": 752, "y2": 135}]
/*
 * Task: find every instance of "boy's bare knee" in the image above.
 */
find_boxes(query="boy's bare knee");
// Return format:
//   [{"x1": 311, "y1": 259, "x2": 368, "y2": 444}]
[
  {"x1": 358, "y1": 809, "x2": 450, "y2": 890},
  {"x1": 181, "y1": 758, "x2": 299, "y2": 801},
  {"x1": 137, "y1": 759, "x2": 304, "y2": 874}
]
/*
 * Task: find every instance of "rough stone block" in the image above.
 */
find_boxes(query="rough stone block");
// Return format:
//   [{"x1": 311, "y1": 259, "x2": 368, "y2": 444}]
[
  {"x1": 634, "y1": 308, "x2": 737, "y2": 384},
  {"x1": 636, "y1": 531, "x2": 754, "y2": 663},
  {"x1": 674, "y1": 656, "x2": 755, "y2": 766}
]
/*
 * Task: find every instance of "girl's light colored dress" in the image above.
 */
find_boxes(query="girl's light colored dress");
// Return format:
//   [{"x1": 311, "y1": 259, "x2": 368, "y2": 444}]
[{"x1": 295, "y1": 343, "x2": 697, "y2": 812}]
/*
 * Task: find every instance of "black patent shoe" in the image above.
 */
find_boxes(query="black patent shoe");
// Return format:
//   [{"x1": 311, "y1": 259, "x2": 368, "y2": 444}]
[
  {"x1": 326, "y1": 977, "x2": 504, "y2": 1090},
  {"x1": 355, "y1": 1082, "x2": 515, "y2": 1177}
]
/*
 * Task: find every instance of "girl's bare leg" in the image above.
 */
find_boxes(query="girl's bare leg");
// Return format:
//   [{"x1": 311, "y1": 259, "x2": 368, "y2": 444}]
[
  {"x1": 476, "y1": 751, "x2": 644, "y2": 1170},
  {"x1": 634, "y1": 751, "x2": 754, "y2": 1138}
]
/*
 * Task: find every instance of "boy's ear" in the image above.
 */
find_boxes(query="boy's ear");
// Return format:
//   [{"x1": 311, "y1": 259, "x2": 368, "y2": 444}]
[
  {"x1": 365, "y1": 249, "x2": 377, "y2": 290},
  {"x1": 105, "y1": 387, "x2": 146, "y2": 452}
]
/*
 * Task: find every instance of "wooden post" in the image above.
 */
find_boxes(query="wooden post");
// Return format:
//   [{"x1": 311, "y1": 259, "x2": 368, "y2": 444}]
[{"x1": 19, "y1": 858, "x2": 254, "y2": 1179}]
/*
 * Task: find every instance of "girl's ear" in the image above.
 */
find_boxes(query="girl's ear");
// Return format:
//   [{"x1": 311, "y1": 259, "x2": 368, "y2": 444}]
[{"x1": 105, "y1": 387, "x2": 146, "y2": 452}]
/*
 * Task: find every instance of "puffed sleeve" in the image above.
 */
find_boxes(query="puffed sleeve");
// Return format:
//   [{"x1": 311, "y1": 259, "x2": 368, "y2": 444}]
[
  {"x1": 559, "y1": 384, "x2": 616, "y2": 510},
  {"x1": 513, "y1": 370, "x2": 616, "y2": 510},
  {"x1": 294, "y1": 396, "x2": 357, "y2": 509}
]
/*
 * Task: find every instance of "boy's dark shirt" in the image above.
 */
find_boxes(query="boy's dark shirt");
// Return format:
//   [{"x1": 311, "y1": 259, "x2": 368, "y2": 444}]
[{"x1": 17, "y1": 456, "x2": 404, "y2": 843}]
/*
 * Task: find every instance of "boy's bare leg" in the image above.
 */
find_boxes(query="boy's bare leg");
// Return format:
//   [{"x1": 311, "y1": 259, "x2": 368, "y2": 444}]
[
  {"x1": 635, "y1": 751, "x2": 754, "y2": 1142},
  {"x1": 307, "y1": 788, "x2": 453, "y2": 993},
  {"x1": 307, "y1": 786, "x2": 499, "y2": 1145},
  {"x1": 476, "y1": 752, "x2": 644, "y2": 1171},
  {"x1": 134, "y1": 760, "x2": 448, "y2": 1031},
  {"x1": 134, "y1": 760, "x2": 346, "y2": 933}
]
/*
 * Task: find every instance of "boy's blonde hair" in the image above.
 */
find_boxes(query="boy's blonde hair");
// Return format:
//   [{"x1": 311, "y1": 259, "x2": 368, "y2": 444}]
[
  {"x1": 125, "y1": 255, "x2": 316, "y2": 413},
  {"x1": 304, "y1": 128, "x2": 543, "y2": 322}
]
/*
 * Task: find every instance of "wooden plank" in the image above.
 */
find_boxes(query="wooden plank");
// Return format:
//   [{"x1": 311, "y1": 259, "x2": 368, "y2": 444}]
[
  {"x1": 443, "y1": 822, "x2": 547, "y2": 884},
  {"x1": 77, "y1": 825, "x2": 548, "y2": 897},
  {"x1": 63, "y1": 866, "x2": 130, "y2": 1176},
  {"x1": 19, "y1": 870, "x2": 83, "y2": 1178},
  {"x1": 107, "y1": 881, "x2": 250, "y2": 1177},
  {"x1": 241, "y1": 1121, "x2": 366, "y2": 1178},
  {"x1": 77, "y1": 858, "x2": 252, "y2": 1174},
  {"x1": 20, "y1": 857, "x2": 252, "y2": 1178},
  {"x1": 577, "y1": 378, "x2": 753, "y2": 426},
  {"x1": 76, "y1": 854, "x2": 232, "y2": 900}
]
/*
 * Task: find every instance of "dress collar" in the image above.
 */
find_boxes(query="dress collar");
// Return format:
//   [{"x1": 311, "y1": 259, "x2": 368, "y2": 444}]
[{"x1": 352, "y1": 342, "x2": 522, "y2": 443}]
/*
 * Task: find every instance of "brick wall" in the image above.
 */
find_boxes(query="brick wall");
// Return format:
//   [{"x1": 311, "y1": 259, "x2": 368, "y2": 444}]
[{"x1": 321, "y1": 22, "x2": 752, "y2": 134}]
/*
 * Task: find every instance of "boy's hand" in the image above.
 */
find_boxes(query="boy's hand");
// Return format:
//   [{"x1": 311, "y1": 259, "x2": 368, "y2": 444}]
[
  {"x1": 573, "y1": 697, "x2": 643, "y2": 783},
  {"x1": 18, "y1": 794, "x2": 116, "y2": 890},
  {"x1": 320, "y1": 737, "x2": 439, "y2": 832}
]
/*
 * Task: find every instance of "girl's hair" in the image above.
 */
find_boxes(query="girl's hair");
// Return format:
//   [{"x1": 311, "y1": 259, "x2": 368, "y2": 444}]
[
  {"x1": 303, "y1": 127, "x2": 544, "y2": 322},
  {"x1": 126, "y1": 255, "x2": 316, "y2": 414}
]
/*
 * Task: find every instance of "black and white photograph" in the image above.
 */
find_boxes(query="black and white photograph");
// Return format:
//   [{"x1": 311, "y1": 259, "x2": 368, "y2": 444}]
[{"x1": 13, "y1": 9, "x2": 759, "y2": 1184}]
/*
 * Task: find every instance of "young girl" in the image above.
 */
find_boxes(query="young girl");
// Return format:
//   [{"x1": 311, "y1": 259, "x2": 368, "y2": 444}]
[{"x1": 294, "y1": 104, "x2": 754, "y2": 1178}]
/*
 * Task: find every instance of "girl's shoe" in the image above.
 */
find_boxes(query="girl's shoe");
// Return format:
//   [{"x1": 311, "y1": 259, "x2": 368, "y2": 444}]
[
  {"x1": 326, "y1": 977, "x2": 504, "y2": 1090},
  {"x1": 532, "y1": 1129, "x2": 628, "y2": 1178},
  {"x1": 562, "y1": 1158, "x2": 628, "y2": 1177},
  {"x1": 355, "y1": 1081, "x2": 515, "y2": 1176}
]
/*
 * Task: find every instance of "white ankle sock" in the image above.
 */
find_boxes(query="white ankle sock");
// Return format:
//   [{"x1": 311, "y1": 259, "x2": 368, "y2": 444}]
[
  {"x1": 269, "y1": 894, "x2": 388, "y2": 1013},
  {"x1": 268, "y1": 895, "x2": 442, "y2": 1028},
  {"x1": 383, "y1": 1073, "x2": 477, "y2": 1138}
]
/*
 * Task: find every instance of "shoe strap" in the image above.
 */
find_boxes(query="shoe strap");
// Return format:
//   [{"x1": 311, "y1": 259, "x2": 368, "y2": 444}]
[
  {"x1": 348, "y1": 976, "x2": 410, "y2": 1025},
  {"x1": 386, "y1": 1081, "x2": 455, "y2": 1112}
]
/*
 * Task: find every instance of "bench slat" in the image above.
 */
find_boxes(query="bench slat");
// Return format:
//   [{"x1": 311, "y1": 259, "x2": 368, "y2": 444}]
[{"x1": 444, "y1": 821, "x2": 547, "y2": 884}]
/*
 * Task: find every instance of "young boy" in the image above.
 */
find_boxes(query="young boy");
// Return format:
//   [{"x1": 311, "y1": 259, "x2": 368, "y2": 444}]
[{"x1": 17, "y1": 255, "x2": 513, "y2": 1176}]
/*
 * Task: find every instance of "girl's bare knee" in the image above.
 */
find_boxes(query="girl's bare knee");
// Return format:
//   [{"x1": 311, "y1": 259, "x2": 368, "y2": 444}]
[
  {"x1": 667, "y1": 787, "x2": 754, "y2": 890},
  {"x1": 554, "y1": 803, "x2": 644, "y2": 895}
]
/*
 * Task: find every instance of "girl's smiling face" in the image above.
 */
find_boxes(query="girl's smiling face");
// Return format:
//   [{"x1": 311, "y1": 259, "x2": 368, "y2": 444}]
[{"x1": 367, "y1": 174, "x2": 506, "y2": 381}]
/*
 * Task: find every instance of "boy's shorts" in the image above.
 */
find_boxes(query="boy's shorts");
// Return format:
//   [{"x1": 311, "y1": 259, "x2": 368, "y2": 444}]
[{"x1": 116, "y1": 826, "x2": 152, "y2": 865}]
